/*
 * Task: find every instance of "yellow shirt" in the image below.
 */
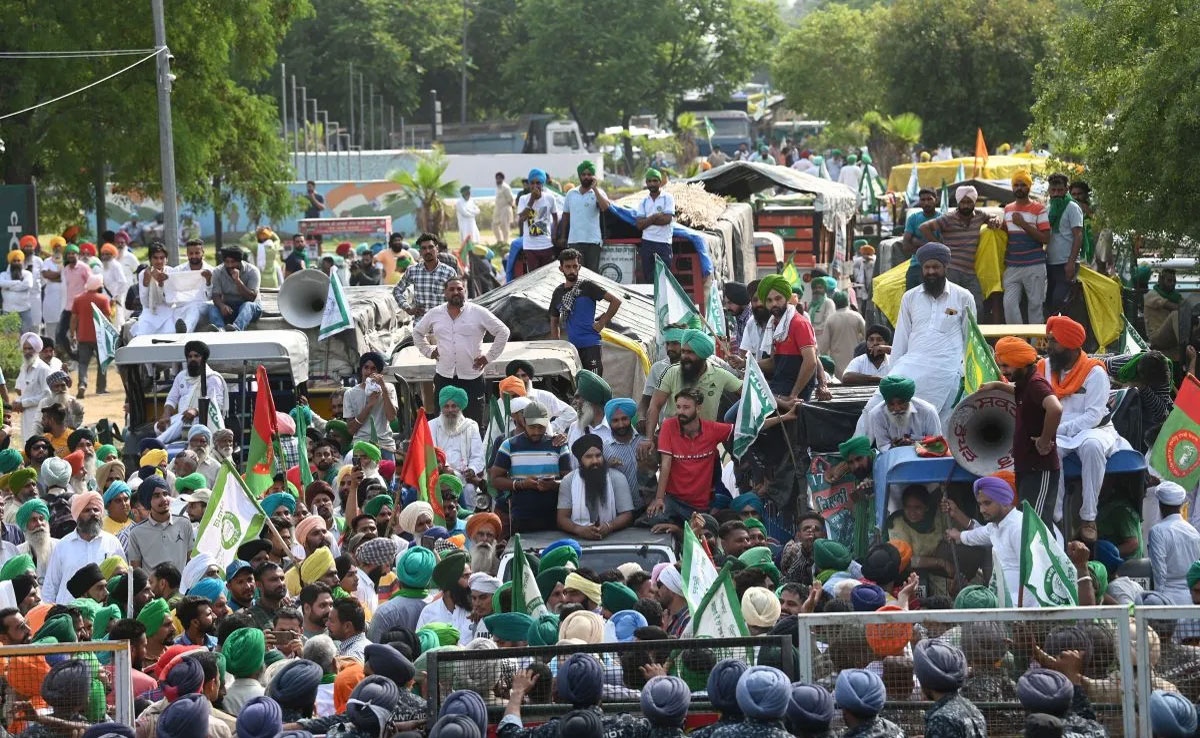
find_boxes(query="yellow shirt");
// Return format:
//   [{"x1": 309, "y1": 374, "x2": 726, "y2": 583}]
[
  {"x1": 103, "y1": 515, "x2": 132, "y2": 537},
  {"x1": 46, "y1": 428, "x2": 74, "y2": 458}
]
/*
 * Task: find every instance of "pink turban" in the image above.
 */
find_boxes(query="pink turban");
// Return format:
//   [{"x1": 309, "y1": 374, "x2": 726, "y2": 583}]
[
  {"x1": 295, "y1": 515, "x2": 327, "y2": 544},
  {"x1": 71, "y1": 491, "x2": 104, "y2": 520}
]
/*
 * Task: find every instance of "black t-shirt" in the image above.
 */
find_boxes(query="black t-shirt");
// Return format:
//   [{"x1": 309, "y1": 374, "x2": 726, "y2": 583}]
[
  {"x1": 304, "y1": 192, "x2": 325, "y2": 219},
  {"x1": 549, "y1": 279, "x2": 608, "y2": 348},
  {"x1": 1014, "y1": 375, "x2": 1061, "y2": 471}
]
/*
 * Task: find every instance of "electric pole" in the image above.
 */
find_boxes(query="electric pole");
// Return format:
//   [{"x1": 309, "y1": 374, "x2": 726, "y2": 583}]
[{"x1": 151, "y1": 0, "x2": 180, "y2": 263}]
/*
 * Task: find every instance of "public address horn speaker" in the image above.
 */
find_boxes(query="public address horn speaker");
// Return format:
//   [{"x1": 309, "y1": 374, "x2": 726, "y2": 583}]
[
  {"x1": 947, "y1": 387, "x2": 1018, "y2": 477},
  {"x1": 279, "y1": 269, "x2": 330, "y2": 329}
]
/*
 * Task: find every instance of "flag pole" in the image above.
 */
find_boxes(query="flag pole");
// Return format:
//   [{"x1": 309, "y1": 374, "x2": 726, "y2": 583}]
[{"x1": 215, "y1": 449, "x2": 290, "y2": 556}]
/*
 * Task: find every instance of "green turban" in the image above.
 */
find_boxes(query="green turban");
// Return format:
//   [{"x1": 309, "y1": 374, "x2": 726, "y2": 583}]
[
  {"x1": 813, "y1": 539, "x2": 851, "y2": 571},
  {"x1": 539, "y1": 546, "x2": 578, "y2": 573},
  {"x1": 838, "y1": 435, "x2": 873, "y2": 461},
  {"x1": 831, "y1": 291, "x2": 849, "y2": 309},
  {"x1": 527, "y1": 614, "x2": 560, "y2": 646},
  {"x1": 854, "y1": 239, "x2": 869, "y2": 250},
  {"x1": 757, "y1": 274, "x2": 792, "y2": 302},
  {"x1": 1087, "y1": 560, "x2": 1109, "y2": 600},
  {"x1": 432, "y1": 550, "x2": 468, "y2": 591},
  {"x1": 1188, "y1": 561, "x2": 1200, "y2": 589},
  {"x1": 601, "y1": 582, "x2": 639, "y2": 613},
  {"x1": 438, "y1": 385, "x2": 469, "y2": 410},
  {"x1": 576, "y1": 370, "x2": 612, "y2": 406},
  {"x1": 681, "y1": 329, "x2": 715, "y2": 360},
  {"x1": 224, "y1": 628, "x2": 266, "y2": 677},
  {"x1": 15, "y1": 499, "x2": 49, "y2": 531},
  {"x1": 577, "y1": 160, "x2": 596, "y2": 176},
  {"x1": 363, "y1": 495, "x2": 394, "y2": 517},
  {"x1": 536, "y1": 568, "x2": 569, "y2": 604},
  {"x1": 0, "y1": 554, "x2": 34, "y2": 582},
  {"x1": 484, "y1": 612, "x2": 534, "y2": 642},
  {"x1": 819, "y1": 355, "x2": 836, "y2": 374},
  {"x1": 175, "y1": 473, "x2": 207, "y2": 493},
  {"x1": 136, "y1": 597, "x2": 170, "y2": 636},
  {"x1": 0, "y1": 449, "x2": 21, "y2": 474},
  {"x1": 64, "y1": 244, "x2": 80, "y2": 254},
  {"x1": 419, "y1": 623, "x2": 460, "y2": 647},
  {"x1": 739, "y1": 546, "x2": 782, "y2": 584},
  {"x1": 645, "y1": 168, "x2": 662, "y2": 181},
  {"x1": 662, "y1": 327, "x2": 685, "y2": 345},
  {"x1": 352, "y1": 441, "x2": 382, "y2": 462},
  {"x1": 326, "y1": 420, "x2": 351, "y2": 443},
  {"x1": 396, "y1": 546, "x2": 436, "y2": 589},
  {"x1": 954, "y1": 585, "x2": 998, "y2": 609},
  {"x1": 8, "y1": 468, "x2": 36, "y2": 494},
  {"x1": 438, "y1": 474, "x2": 463, "y2": 500},
  {"x1": 492, "y1": 581, "x2": 512, "y2": 614},
  {"x1": 93, "y1": 604, "x2": 122, "y2": 636},
  {"x1": 263, "y1": 649, "x2": 286, "y2": 668},
  {"x1": 34, "y1": 614, "x2": 76, "y2": 644},
  {"x1": 96, "y1": 444, "x2": 118, "y2": 462},
  {"x1": 70, "y1": 598, "x2": 101, "y2": 624},
  {"x1": 879, "y1": 375, "x2": 916, "y2": 403}
]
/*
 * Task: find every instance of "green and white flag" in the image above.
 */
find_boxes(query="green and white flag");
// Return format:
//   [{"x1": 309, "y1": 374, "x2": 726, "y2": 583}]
[
  {"x1": 703, "y1": 280, "x2": 726, "y2": 338},
  {"x1": 318, "y1": 273, "x2": 352, "y2": 340},
  {"x1": 192, "y1": 457, "x2": 267, "y2": 571},
  {"x1": 939, "y1": 179, "x2": 949, "y2": 215},
  {"x1": 690, "y1": 563, "x2": 750, "y2": 639},
  {"x1": 703, "y1": 116, "x2": 716, "y2": 144},
  {"x1": 92, "y1": 304, "x2": 119, "y2": 369},
  {"x1": 733, "y1": 358, "x2": 777, "y2": 458},
  {"x1": 990, "y1": 548, "x2": 1013, "y2": 608},
  {"x1": 654, "y1": 256, "x2": 701, "y2": 335},
  {"x1": 905, "y1": 163, "x2": 921, "y2": 206},
  {"x1": 955, "y1": 161, "x2": 966, "y2": 182},
  {"x1": 680, "y1": 523, "x2": 718, "y2": 616},
  {"x1": 1117, "y1": 316, "x2": 1148, "y2": 355},
  {"x1": 858, "y1": 166, "x2": 879, "y2": 213},
  {"x1": 1018, "y1": 501, "x2": 1079, "y2": 607},
  {"x1": 510, "y1": 533, "x2": 549, "y2": 617},
  {"x1": 962, "y1": 309, "x2": 1002, "y2": 395}
]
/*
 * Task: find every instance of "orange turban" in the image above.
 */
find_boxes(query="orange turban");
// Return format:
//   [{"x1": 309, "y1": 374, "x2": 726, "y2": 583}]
[
  {"x1": 992, "y1": 470, "x2": 1017, "y2": 495},
  {"x1": 466, "y1": 512, "x2": 502, "y2": 541},
  {"x1": 858, "y1": 245, "x2": 875, "y2": 256},
  {"x1": 889, "y1": 540, "x2": 912, "y2": 573},
  {"x1": 498, "y1": 376, "x2": 527, "y2": 397},
  {"x1": 865, "y1": 605, "x2": 911, "y2": 657},
  {"x1": 1046, "y1": 316, "x2": 1086, "y2": 350},
  {"x1": 100, "y1": 244, "x2": 119, "y2": 257},
  {"x1": 334, "y1": 661, "x2": 365, "y2": 713},
  {"x1": 993, "y1": 336, "x2": 1038, "y2": 368},
  {"x1": 18, "y1": 235, "x2": 37, "y2": 249},
  {"x1": 65, "y1": 451, "x2": 85, "y2": 477}
]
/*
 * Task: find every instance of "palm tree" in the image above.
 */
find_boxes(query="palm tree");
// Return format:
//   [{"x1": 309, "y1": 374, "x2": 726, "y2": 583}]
[
  {"x1": 675, "y1": 112, "x2": 704, "y2": 165},
  {"x1": 861, "y1": 111, "x2": 923, "y2": 176},
  {"x1": 386, "y1": 149, "x2": 460, "y2": 236}
]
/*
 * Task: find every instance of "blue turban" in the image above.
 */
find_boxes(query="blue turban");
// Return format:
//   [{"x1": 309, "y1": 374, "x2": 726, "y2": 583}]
[
  {"x1": 527, "y1": 169, "x2": 546, "y2": 184},
  {"x1": 609, "y1": 610, "x2": 647, "y2": 642},
  {"x1": 707, "y1": 659, "x2": 747, "y2": 716},
  {"x1": 913, "y1": 639, "x2": 967, "y2": 692},
  {"x1": 84, "y1": 724, "x2": 135, "y2": 738},
  {"x1": 103, "y1": 481, "x2": 131, "y2": 506},
  {"x1": 364, "y1": 644, "x2": 415, "y2": 685},
  {"x1": 542, "y1": 538, "x2": 582, "y2": 561},
  {"x1": 268, "y1": 660, "x2": 323, "y2": 709},
  {"x1": 346, "y1": 676, "x2": 400, "y2": 735},
  {"x1": 429, "y1": 716, "x2": 480, "y2": 738},
  {"x1": 187, "y1": 577, "x2": 225, "y2": 603},
  {"x1": 850, "y1": 584, "x2": 886, "y2": 612},
  {"x1": 162, "y1": 657, "x2": 205, "y2": 701},
  {"x1": 138, "y1": 475, "x2": 170, "y2": 510},
  {"x1": 439, "y1": 690, "x2": 487, "y2": 736},
  {"x1": 603, "y1": 398, "x2": 637, "y2": 424},
  {"x1": 786, "y1": 684, "x2": 835, "y2": 733},
  {"x1": 558, "y1": 710, "x2": 602, "y2": 738},
  {"x1": 261, "y1": 493, "x2": 296, "y2": 517},
  {"x1": 1150, "y1": 690, "x2": 1198, "y2": 738},
  {"x1": 834, "y1": 669, "x2": 886, "y2": 718},
  {"x1": 733, "y1": 492, "x2": 764, "y2": 517},
  {"x1": 1016, "y1": 668, "x2": 1073, "y2": 716},
  {"x1": 556, "y1": 653, "x2": 603, "y2": 707},
  {"x1": 1093, "y1": 540, "x2": 1123, "y2": 574},
  {"x1": 157, "y1": 693, "x2": 210, "y2": 738},
  {"x1": 641, "y1": 675, "x2": 691, "y2": 726},
  {"x1": 735, "y1": 666, "x2": 791, "y2": 721},
  {"x1": 236, "y1": 696, "x2": 282, "y2": 738},
  {"x1": 915, "y1": 241, "x2": 951, "y2": 266}
]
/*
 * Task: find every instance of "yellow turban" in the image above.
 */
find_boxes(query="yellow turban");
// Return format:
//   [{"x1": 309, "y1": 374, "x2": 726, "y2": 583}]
[
  {"x1": 300, "y1": 547, "x2": 335, "y2": 586},
  {"x1": 563, "y1": 572, "x2": 602, "y2": 606},
  {"x1": 1011, "y1": 169, "x2": 1033, "y2": 188},
  {"x1": 139, "y1": 449, "x2": 168, "y2": 468}
]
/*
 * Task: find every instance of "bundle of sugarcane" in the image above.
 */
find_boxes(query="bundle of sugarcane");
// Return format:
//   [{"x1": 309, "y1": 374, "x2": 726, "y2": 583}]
[{"x1": 616, "y1": 181, "x2": 729, "y2": 230}]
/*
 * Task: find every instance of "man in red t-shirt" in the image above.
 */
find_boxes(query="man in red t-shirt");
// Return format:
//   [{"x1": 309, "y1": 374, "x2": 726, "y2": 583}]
[
  {"x1": 69, "y1": 273, "x2": 113, "y2": 398},
  {"x1": 979, "y1": 336, "x2": 1062, "y2": 531},
  {"x1": 647, "y1": 387, "x2": 794, "y2": 524},
  {"x1": 756, "y1": 275, "x2": 829, "y2": 401}
]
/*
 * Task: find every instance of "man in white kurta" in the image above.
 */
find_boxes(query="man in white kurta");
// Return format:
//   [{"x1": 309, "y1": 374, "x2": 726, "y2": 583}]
[
  {"x1": 858, "y1": 243, "x2": 971, "y2": 432},
  {"x1": 155, "y1": 346, "x2": 228, "y2": 444},
  {"x1": 428, "y1": 385, "x2": 485, "y2": 508},
  {"x1": 169, "y1": 240, "x2": 215, "y2": 332},
  {"x1": 1040, "y1": 315, "x2": 1129, "y2": 542},
  {"x1": 42, "y1": 492, "x2": 125, "y2": 604},
  {"x1": 863, "y1": 384, "x2": 942, "y2": 451},
  {"x1": 1147, "y1": 481, "x2": 1200, "y2": 606},
  {"x1": 455, "y1": 187, "x2": 482, "y2": 247},
  {"x1": 15, "y1": 334, "x2": 51, "y2": 444}
]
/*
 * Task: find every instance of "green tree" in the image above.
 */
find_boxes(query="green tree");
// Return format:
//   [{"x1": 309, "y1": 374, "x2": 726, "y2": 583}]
[
  {"x1": 0, "y1": 0, "x2": 310, "y2": 232},
  {"x1": 875, "y1": 0, "x2": 1057, "y2": 149},
  {"x1": 1031, "y1": 0, "x2": 1200, "y2": 243},
  {"x1": 861, "y1": 111, "x2": 922, "y2": 177},
  {"x1": 772, "y1": 4, "x2": 886, "y2": 124},
  {"x1": 386, "y1": 149, "x2": 460, "y2": 236}
]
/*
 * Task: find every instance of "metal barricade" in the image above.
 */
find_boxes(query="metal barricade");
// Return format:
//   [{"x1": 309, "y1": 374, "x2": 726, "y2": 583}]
[
  {"x1": 793, "y1": 606, "x2": 1137, "y2": 737},
  {"x1": 0, "y1": 640, "x2": 135, "y2": 734},
  {"x1": 1133, "y1": 605, "x2": 1200, "y2": 738}
]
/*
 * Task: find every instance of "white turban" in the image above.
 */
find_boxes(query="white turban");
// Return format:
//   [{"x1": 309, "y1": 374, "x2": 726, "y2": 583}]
[
  {"x1": 741, "y1": 586, "x2": 781, "y2": 628},
  {"x1": 468, "y1": 572, "x2": 501, "y2": 594},
  {"x1": 510, "y1": 397, "x2": 532, "y2": 414},
  {"x1": 657, "y1": 565, "x2": 683, "y2": 596},
  {"x1": 20, "y1": 333, "x2": 42, "y2": 352},
  {"x1": 955, "y1": 185, "x2": 978, "y2": 204},
  {"x1": 617, "y1": 563, "x2": 645, "y2": 580}
]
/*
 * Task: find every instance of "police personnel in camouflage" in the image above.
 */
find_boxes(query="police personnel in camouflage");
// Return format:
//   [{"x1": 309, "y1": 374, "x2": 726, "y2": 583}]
[
  {"x1": 913, "y1": 639, "x2": 987, "y2": 738},
  {"x1": 499, "y1": 654, "x2": 651, "y2": 738},
  {"x1": 1016, "y1": 666, "x2": 1108, "y2": 738},
  {"x1": 835, "y1": 669, "x2": 906, "y2": 738}
]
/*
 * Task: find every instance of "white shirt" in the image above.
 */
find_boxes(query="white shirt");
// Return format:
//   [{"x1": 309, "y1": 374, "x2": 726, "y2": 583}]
[
  {"x1": 429, "y1": 415, "x2": 485, "y2": 473},
  {"x1": 638, "y1": 191, "x2": 675, "y2": 244},
  {"x1": 1148, "y1": 514, "x2": 1200, "y2": 605},
  {"x1": 1053, "y1": 364, "x2": 1111, "y2": 439},
  {"x1": 838, "y1": 163, "x2": 863, "y2": 191},
  {"x1": 959, "y1": 507, "x2": 1038, "y2": 606},
  {"x1": 740, "y1": 318, "x2": 771, "y2": 361},
  {"x1": 118, "y1": 248, "x2": 139, "y2": 278},
  {"x1": 892, "y1": 282, "x2": 972, "y2": 363},
  {"x1": 455, "y1": 198, "x2": 482, "y2": 244},
  {"x1": 0, "y1": 269, "x2": 34, "y2": 313},
  {"x1": 413, "y1": 302, "x2": 510, "y2": 380},
  {"x1": 165, "y1": 368, "x2": 228, "y2": 415},
  {"x1": 843, "y1": 353, "x2": 892, "y2": 379},
  {"x1": 40, "y1": 259, "x2": 62, "y2": 320},
  {"x1": 792, "y1": 159, "x2": 816, "y2": 175},
  {"x1": 42, "y1": 529, "x2": 126, "y2": 604},
  {"x1": 101, "y1": 260, "x2": 131, "y2": 307},
  {"x1": 342, "y1": 381, "x2": 399, "y2": 451},
  {"x1": 15, "y1": 358, "x2": 51, "y2": 410},
  {"x1": 864, "y1": 397, "x2": 942, "y2": 451},
  {"x1": 516, "y1": 192, "x2": 559, "y2": 251},
  {"x1": 416, "y1": 597, "x2": 473, "y2": 644}
]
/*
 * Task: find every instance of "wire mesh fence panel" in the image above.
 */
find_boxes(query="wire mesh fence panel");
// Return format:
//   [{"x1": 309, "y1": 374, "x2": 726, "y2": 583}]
[
  {"x1": 1134, "y1": 605, "x2": 1200, "y2": 738},
  {"x1": 795, "y1": 606, "x2": 1137, "y2": 738},
  {"x1": 0, "y1": 641, "x2": 134, "y2": 736},
  {"x1": 426, "y1": 636, "x2": 796, "y2": 723}
]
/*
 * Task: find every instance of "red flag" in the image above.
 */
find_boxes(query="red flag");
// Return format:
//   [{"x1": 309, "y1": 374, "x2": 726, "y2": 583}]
[
  {"x1": 400, "y1": 413, "x2": 445, "y2": 525},
  {"x1": 973, "y1": 128, "x2": 989, "y2": 177},
  {"x1": 244, "y1": 365, "x2": 278, "y2": 498}
]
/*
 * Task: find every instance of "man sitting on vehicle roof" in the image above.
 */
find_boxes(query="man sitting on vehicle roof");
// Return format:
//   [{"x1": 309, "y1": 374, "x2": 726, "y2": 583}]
[
  {"x1": 429, "y1": 385, "x2": 485, "y2": 509},
  {"x1": 556, "y1": 434, "x2": 634, "y2": 541},
  {"x1": 862, "y1": 375, "x2": 942, "y2": 452},
  {"x1": 154, "y1": 340, "x2": 227, "y2": 445}
]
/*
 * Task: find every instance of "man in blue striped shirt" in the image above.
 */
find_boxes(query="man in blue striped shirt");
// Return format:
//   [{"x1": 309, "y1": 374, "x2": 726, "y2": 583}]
[{"x1": 489, "y1": 401, "x2": 571, "y2": 533}]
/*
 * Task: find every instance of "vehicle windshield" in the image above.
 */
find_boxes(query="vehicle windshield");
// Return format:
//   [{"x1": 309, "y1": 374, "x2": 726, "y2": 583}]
[
  {"x1": 500, "y1": 545, "x2": 673, "y2": 581},
  {"x1": 711, "y1": 117, "x2": 750, "y2": 138}
]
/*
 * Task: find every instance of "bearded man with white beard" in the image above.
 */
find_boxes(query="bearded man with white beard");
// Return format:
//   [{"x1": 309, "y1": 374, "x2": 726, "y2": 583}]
[
  {"x1": 428, "y1": 385, "x2": 484, "y2": 507},
  {"x1": 465, "y1": 511, "x2": 502, "y2": 576},
  {"x1": 32, "y1": 371, "x2": 84, "y2": 435},
  {"x1": 566, "y1": 370, "x2": 614, "y2": 463},
  {"x1": 555, "y1": 433, "x2": 634, "y2": 540},
  {"x1": 186, "y1": 425, "x2": 220, "y2": 487},
  {"x1": 14, "y1": 496, "x2": 57, "y2": 576},
  {"x1": 862, "y1": 375, "x2": 942, "y2": 452}
]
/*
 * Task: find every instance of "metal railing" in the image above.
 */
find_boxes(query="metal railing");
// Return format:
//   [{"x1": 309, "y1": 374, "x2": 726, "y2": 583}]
[
  {"x1": 1133, "y1": 605, "x2": 1200, "y2": 737},
  {"x1": 0, "y1": 640, "x2": 135, "y2": 731}
]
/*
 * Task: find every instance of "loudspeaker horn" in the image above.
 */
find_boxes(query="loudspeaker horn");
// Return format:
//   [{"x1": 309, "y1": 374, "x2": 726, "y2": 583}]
[
  {"x1": 279, "y1": 269, "x2": 330, "y2": 329},
  {"x1": 947, "y1": 387, "x2": 1018, "y2": 477}
]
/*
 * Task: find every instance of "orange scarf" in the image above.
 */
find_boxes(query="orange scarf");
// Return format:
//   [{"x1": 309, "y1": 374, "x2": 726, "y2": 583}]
[{"x1": 1037, "y1": 356, "x2": 1105, "y2": 399}]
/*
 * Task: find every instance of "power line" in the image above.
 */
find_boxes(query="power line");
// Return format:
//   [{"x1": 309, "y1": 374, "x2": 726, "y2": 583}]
[
  {"x1": 0, "y1": 49, "x2": 157, "y2": 59},
  {"x1": 0, "y1": 48, "x2": 163, "y2": 121}
]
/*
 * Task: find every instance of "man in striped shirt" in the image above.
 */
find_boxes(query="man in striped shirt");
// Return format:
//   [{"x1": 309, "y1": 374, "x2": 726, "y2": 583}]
[
  {"x1": 488, "y1": 400, "x2": 571, "y2": 533},
  {"x1": 1002, "y1": 170, "x2": 1051, "y2": 325},
  {"x1": 919, "y1": 185, "x2": 1002, "y2": 319}
]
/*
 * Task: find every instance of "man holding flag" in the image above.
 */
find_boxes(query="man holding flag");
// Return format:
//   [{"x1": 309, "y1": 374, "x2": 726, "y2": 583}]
[{"x1": 944, "y1": 475, "x2": 1038, "y2": 606}]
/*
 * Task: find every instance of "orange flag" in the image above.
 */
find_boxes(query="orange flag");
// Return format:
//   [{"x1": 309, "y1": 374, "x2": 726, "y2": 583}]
[
  {"x1": 400, "y1": 413, "x2": 445, "y2": 525},
  {"x1": 973, "y1": 128, "x2": 988, "y2": 176}
]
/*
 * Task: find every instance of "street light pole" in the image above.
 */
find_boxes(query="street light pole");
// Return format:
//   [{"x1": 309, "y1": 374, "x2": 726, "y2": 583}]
[
  {"x1": 151, "y1": 0, "x2": 180, "y2": 263},
  {"x1": 461, "y1": 0, "x2": 468, "y2": 124}
]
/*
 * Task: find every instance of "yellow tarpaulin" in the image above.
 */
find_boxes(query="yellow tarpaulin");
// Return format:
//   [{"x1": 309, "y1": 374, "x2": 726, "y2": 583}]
[
  {"x1": 886, "y1": 155, "x2": 1053, "y2": 193},
  {"x1": 976, "y1": 227, "x2": 1007, "y2": 297},
  {"x1": 872, "y1": 261, "x2": 910, "y2": 326},
  {"x1": 1077, "y1": 265, "x2": 1123, "y2": 350}
]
